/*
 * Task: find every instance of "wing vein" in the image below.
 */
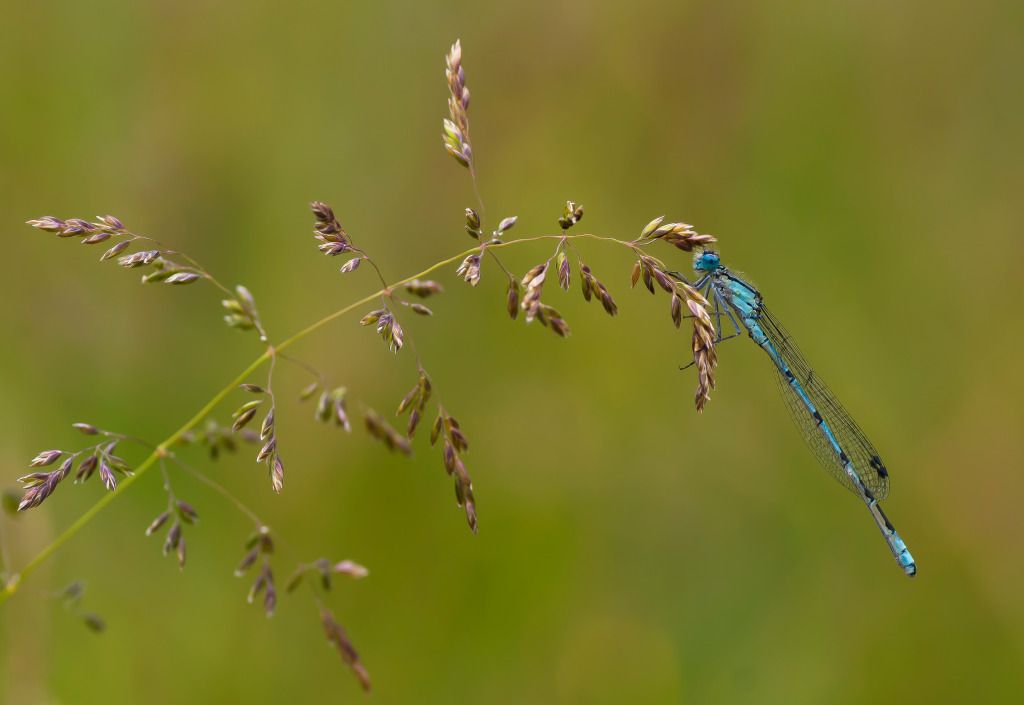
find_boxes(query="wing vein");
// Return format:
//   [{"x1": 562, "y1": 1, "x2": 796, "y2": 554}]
[{"x1": 758, "y1": 306, "x2": 890, "y2": 500}]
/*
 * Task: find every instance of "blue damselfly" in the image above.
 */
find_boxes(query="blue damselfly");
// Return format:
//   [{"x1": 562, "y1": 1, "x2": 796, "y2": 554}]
[{"x1": 676, "y1": 251, "x2": 916, "y2": 577}]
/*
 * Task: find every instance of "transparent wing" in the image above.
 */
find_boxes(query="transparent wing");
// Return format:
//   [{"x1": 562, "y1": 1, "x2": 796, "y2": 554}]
[{"x1": 758, "y1": 306, "x2": 890, "y2": 500}]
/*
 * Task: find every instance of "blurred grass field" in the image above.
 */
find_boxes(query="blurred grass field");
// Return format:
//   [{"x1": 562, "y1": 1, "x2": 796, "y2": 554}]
[{"x1": 1, "y1": 1, "x2": 1023, "y2": 703}]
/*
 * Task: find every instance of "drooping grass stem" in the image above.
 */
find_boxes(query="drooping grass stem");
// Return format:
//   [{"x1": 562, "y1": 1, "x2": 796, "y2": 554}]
[{"x1": 0, "y1": 232, "x2": 643, "y2": 604}]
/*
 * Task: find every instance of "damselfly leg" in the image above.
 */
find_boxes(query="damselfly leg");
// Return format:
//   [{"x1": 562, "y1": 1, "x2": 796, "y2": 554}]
[{"x1": 679, "y1": 284, "x2": 742, "y2": 370}]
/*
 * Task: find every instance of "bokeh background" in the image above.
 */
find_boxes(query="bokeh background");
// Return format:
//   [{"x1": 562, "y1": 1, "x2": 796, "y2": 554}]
[{"x1": 1, "y1": 1, "x2": 1022, "y2": 703}]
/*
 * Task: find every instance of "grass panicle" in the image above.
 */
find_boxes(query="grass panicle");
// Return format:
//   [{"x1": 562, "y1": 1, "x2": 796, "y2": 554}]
[{"x1": 3, "y1": 39, "x2": 727, "y2": 696}]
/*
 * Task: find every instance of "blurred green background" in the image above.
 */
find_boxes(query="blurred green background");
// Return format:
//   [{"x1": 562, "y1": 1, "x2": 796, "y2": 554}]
[{"x1": 1, "y1": 1, "x2": 1022, "y2": 703}]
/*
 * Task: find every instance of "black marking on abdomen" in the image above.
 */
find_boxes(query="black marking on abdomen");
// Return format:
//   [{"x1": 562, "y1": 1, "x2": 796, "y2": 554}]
[
  {"x1": 813, "y1": 410, "x2": 823, "y2": 426},
  {"x1": 839, "y1": 451, "x2": 850, "y2": 465},
  {"x1": 784, "y1": 369, "x2": 795, "y2": 381},
  {"x1": 875, "y1": 504, "x2": 896, "y2": 532},
  {"x1": 870, "y1": 455, "x2": 889, "y2": 479}
]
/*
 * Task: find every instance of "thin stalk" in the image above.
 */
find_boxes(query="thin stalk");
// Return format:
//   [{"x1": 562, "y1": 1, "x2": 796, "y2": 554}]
[
  {"x1": 1, "y1": 350, "x2": 270, "y2": 602},
  {"x1": 0, "y1": 520, "x2": 10, "y2": 584},
  {"x1": 0, "y1": 231, "x2": 634, "y2": 604},
  {"x1": 170, "y1": 456, "x2": 265, "y2": 530},
  {"x1": 467, "y1": 164, "x2": 486, "y2": 221}
]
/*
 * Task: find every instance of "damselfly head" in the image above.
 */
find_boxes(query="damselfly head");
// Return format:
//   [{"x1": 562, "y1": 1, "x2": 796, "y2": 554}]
[{"x1": 693, "y1": 250, "x2": 721, "y2": 273}]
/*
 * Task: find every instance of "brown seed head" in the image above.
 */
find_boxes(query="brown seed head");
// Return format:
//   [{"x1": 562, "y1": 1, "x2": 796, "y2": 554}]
[
  {"x1": 520, "y1": 262, "x2": 549, "y2": 322},
  {"x1": 320, "y1": 606, "x2": 372, "y2": 692},
  {"x1": 364, "y1": 410, "x2": 412, "y2": 455},
  {"x1": 686, "y1": 298, "x2": 717, "y2": 411},
  {"x1": 506, "y1": 278, "x2": 521, "y2": 320},
  {"x1": 456, "y1": 254, "x2": 481, "y2": 286},
  {"x1": 404, "y1": 279, "x2": 444, "y2": 297},
  {"x1": 442, "y1": 39, "x2": 473, "y2": 169},
  {"x1": 556, "y1": 250, "x2": 570, "y2": 290},
  {"x1": 558, "y1": 200, "x2": 585, "y2": 230}
]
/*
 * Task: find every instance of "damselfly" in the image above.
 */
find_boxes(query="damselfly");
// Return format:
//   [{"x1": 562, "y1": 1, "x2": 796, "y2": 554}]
[{"x1": 675, "y1": 250, "x2": 916, "y2": 577}]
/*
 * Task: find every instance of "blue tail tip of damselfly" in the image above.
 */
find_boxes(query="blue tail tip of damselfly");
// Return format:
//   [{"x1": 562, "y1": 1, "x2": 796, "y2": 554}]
[
  {"x1": 899, "y1": 551, "x2": 917, "y2": 577},
  {"x1": 890, "y1": 533, "x2": 917, "y2": 577}
]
